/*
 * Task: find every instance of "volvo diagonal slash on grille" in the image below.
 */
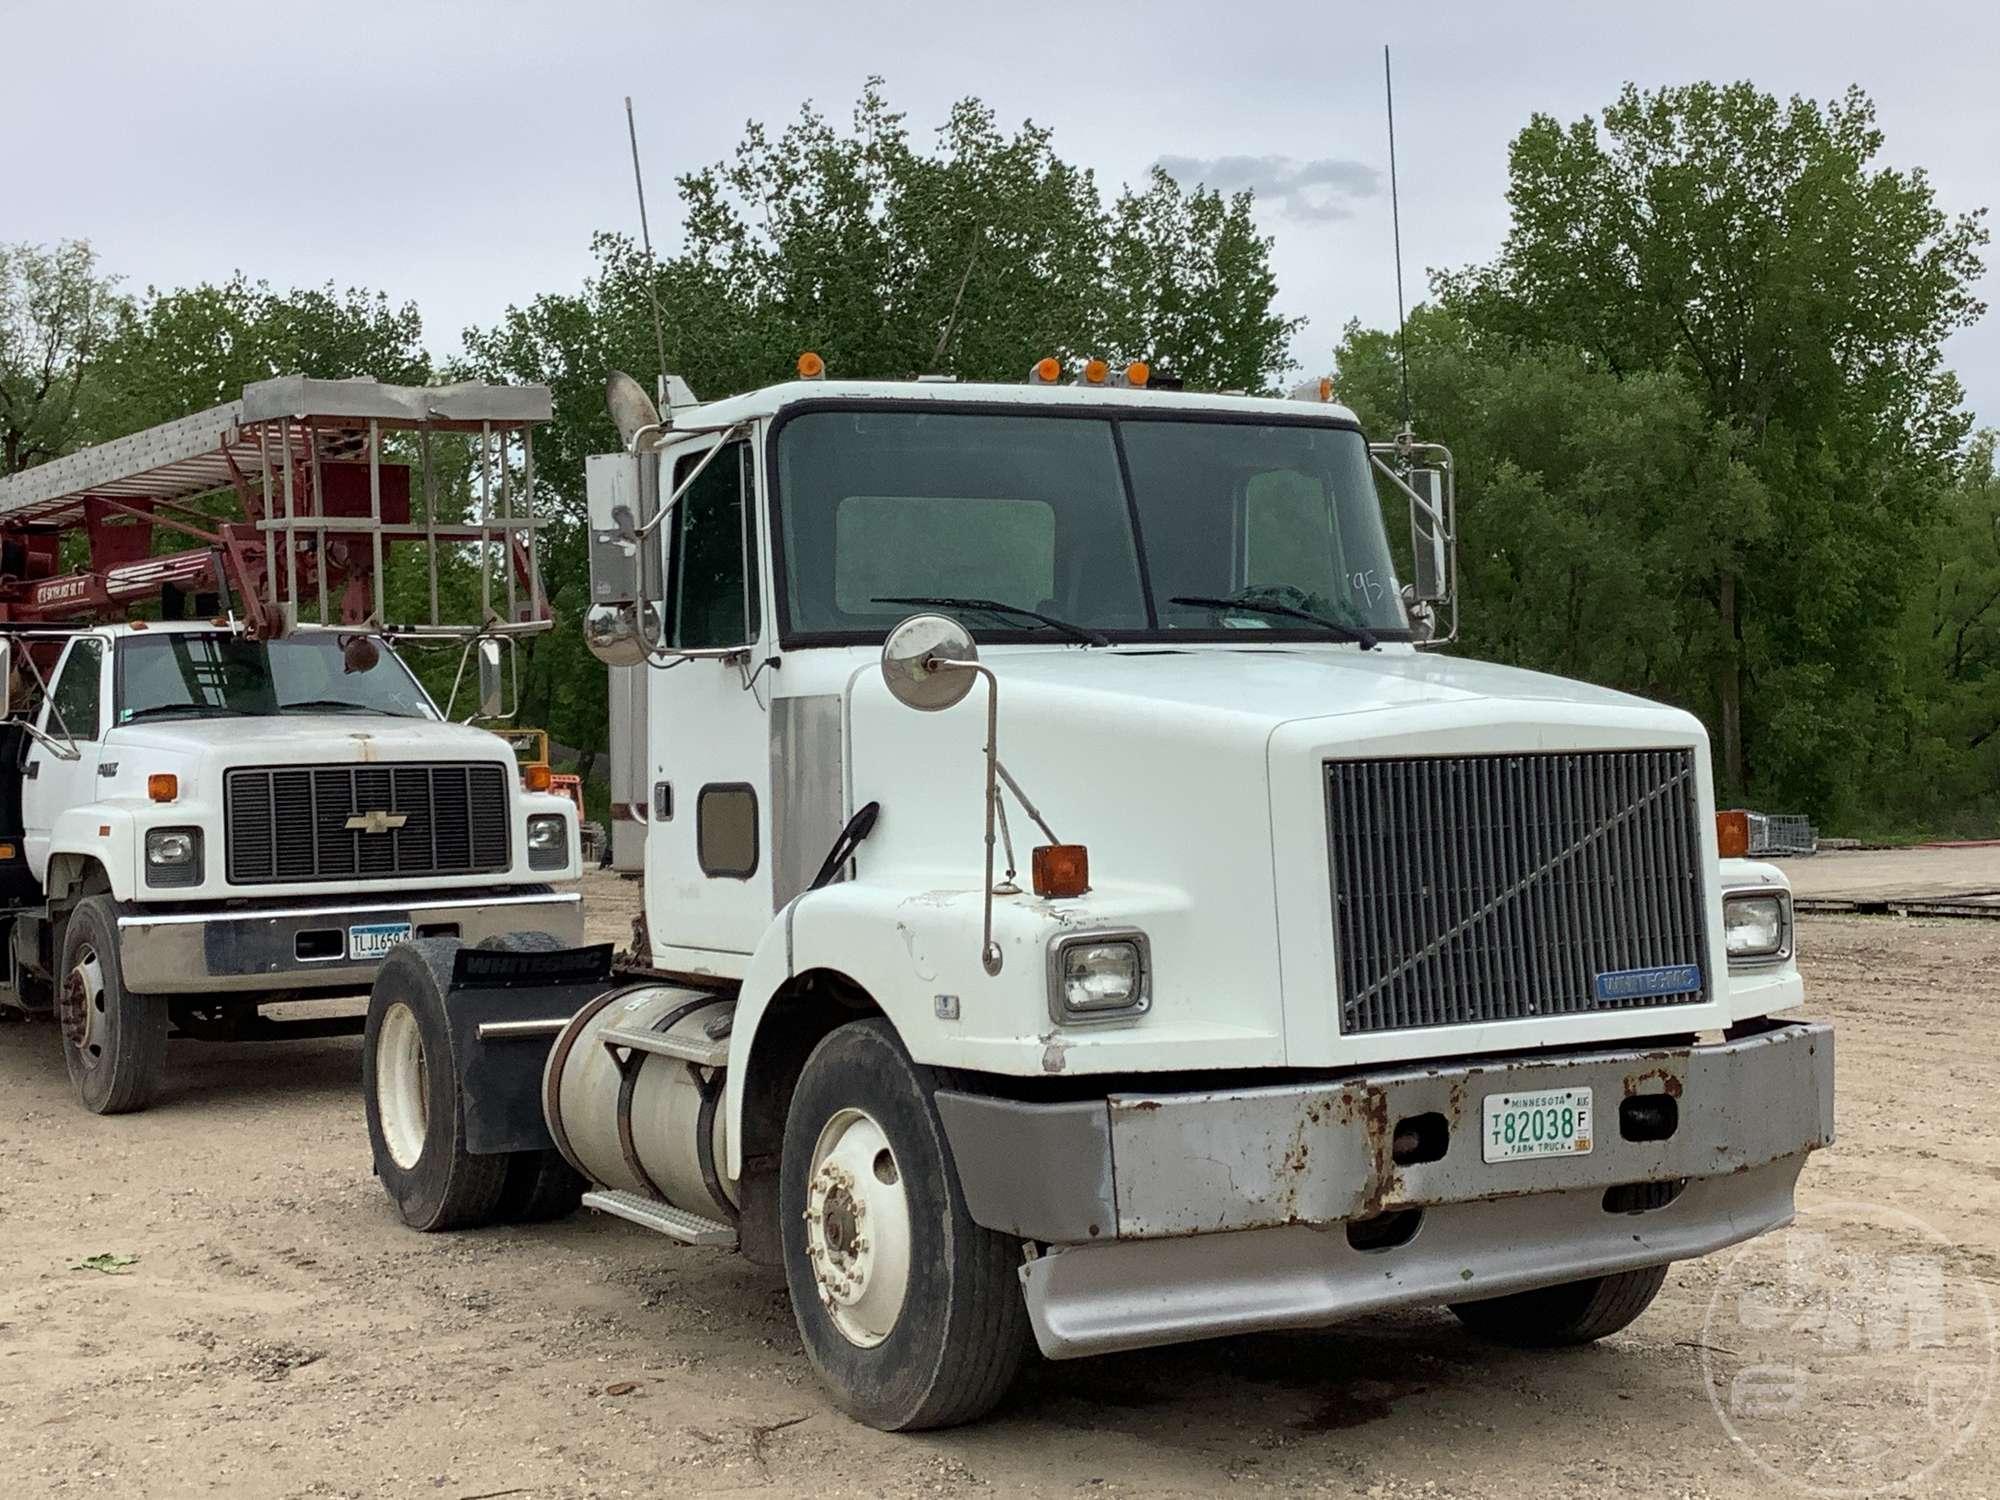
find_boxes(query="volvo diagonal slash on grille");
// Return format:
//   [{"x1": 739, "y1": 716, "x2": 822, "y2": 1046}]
[
  {"x1": 0, "y1": 375, "x2": 582, "y2": 1114},
  {"x1": 1327, "y1": 749, "x2": 1709, "y2": 1032},
  {"x1": 360, "y1": 362, "x2": 1833, "y2": 1434}
]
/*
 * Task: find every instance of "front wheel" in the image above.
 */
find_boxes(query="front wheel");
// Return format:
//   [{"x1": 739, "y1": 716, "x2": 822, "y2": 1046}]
[
  {"x1": 1450, "y1": 1263, "x2": 1671, "y2": 1347},
  {"x1": 779, "y1": 1019, "x2": 1032, "y2": 1431},
  {"x1": 58, "y1": 895, "x2": 168, "y2": 1115}
]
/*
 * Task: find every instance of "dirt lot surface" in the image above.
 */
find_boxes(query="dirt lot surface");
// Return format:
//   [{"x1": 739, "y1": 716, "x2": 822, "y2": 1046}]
[{"x1": 3, "y1": 871, "x2": 1996, "y2": 1499}]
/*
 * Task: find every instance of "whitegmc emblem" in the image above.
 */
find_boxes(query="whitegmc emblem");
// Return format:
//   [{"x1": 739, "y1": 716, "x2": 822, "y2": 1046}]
[{"x1": 345, "y1": 810, "x2": 408, "y2": 835}]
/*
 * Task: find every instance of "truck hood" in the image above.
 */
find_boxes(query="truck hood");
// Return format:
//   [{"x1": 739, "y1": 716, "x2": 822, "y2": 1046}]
[
  {"x1": 105, "y1": 714, "x2": 512, "y2": 762},
  {"x1": 958, "y1": 644, "x2": 1668, "y2": 730}
]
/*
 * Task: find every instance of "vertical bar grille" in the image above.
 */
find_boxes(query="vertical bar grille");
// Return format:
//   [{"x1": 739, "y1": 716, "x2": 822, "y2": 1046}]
[
  {"x1": 1326, "y1": 749, "x2": 1708, "y2": 1034},
  {"x1": 226, "y1": 763, "x2": 510, "y2": 884}
]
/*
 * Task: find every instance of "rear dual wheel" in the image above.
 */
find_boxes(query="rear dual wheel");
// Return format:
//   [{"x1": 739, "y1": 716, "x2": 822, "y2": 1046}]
[{"x1": 364, "y1": 935, "x2": 583, "y2": 1231}]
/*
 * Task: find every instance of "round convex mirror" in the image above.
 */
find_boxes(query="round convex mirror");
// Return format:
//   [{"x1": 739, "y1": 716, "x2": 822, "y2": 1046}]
[{"x1": 880, "y1": 614, "x2": 980, "y2": 711}]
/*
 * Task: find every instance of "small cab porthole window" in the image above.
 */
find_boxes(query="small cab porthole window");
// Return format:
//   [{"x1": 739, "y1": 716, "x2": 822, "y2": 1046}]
[{"x1": 697, "y1": 784, "x2": 759, "y2": 879}]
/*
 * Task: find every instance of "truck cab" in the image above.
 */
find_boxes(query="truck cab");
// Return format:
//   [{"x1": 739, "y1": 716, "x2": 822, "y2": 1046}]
[
  {"x1": 0, "y1": 375, "x2": 580, "y2": 1113},
  {"x1": 366, "y1": 365, "x2": 1831, "y2": 1432},
  {"x1": 0, "y1": 620, "x2": 581, "y2": 1111}
]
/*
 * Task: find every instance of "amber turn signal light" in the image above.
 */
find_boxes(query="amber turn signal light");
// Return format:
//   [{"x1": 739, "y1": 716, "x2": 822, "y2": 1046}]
[
  {"x1": 1032, "y1": 843, "x2": 1091, "y2": 898},
  {"x1": 797, "y1": 350, "x2": 825, "y2": 379},
  {"x1": 148, "y1": 773, "x2": 178, "y2": 803},
  {"x1": 524, "y1": 763, "x2": 553, "y2": 793},
  {"x1": 1715, "y1": 809, "x2": 1750, "y2": 858}
]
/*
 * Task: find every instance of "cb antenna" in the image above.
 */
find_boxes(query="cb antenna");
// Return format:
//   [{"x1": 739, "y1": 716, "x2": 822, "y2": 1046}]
[
  {"x1": 1384, "y1": 45, "x2": 1413, "y2": 442},
  {"x1": 625, "y1": 96, "x2": 671, "y2": 408}
]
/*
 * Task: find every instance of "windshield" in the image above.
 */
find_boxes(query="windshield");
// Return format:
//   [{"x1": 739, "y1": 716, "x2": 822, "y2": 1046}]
[
  {"x1": 113, "y1": 633, "x2": 437, "y2": 724},
  {"x1": 775, "y1": 408, "x2": 1407, "y2": 642}
]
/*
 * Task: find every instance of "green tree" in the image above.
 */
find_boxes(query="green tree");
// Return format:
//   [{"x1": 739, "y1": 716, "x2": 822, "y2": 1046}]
[
  {"x1": 1438, "y1": 81, "x2": 1988, "y2": 813},
  {"x1": 84, "y1": 274, "x2": 429, "y2": 439},
  {"x1": 0, "y1": 240, "x2": 126, "y2": 475},
  {"x1": 1338, "y1": 307, "x2": 1768, "y2": 712}
]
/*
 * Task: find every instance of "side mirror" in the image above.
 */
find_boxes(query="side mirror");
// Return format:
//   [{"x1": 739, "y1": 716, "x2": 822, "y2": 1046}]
[
  {"x1": 1408, "y1": 467, "x2": 1450, "y2": 603},
  {"x1": 0, "y1": 640, "x2": 12, "y2": 718},
  {"x1": 881, "y1": 614, "x2": 980, "y2": 711},
  {"x1": 477, "y1": 638, "x2": 505, "y2": 719}
]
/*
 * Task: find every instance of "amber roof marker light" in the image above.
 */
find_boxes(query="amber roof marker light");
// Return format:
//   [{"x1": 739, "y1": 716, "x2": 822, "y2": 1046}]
[
  {"x1": 1124, "y1": 361, "x2": 1151, "y2": 388},
  {"x1": 796, "y1": 350, "x2": 826, "y2": 380},
  {"x1": 1029, "y1": 356, "x2": 1063, "y2": 385},
  {"x1": 1081, "y1": 358, "x2": 1111, "y2": 386}
]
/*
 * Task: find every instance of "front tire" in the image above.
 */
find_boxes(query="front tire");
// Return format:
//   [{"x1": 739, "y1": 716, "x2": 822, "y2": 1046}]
[
  {"x1": 58, "y1": 895, "x2": 167, "y2": 1115},
  {"x1": 1450, "y1": 1263, "x2": 1671, "y2": 1347},
  {"x1": 779, "y1": 1019, "x2": 1032, "y2": 1431},
  {"x1": 363, "y1": 939, "x2": 508, "y2": 1231}
]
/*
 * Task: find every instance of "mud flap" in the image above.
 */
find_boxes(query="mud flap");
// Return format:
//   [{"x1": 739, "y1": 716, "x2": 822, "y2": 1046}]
[{"x1": 445, "y1": 943, "x2": 616, "y2": 1156}]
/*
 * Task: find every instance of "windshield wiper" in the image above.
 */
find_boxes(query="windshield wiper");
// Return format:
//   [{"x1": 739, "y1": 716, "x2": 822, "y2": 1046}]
[
  {"x1": 873, "y1": 596, "x2": 1110, "y2": 647},
  {"x1": 119, "y1": 704, "x2": 257, "y2": 723},
  {"x1": 1170, "y1": 595, "x2": 1379, "y2": 650},
  {"x1": 281, "y1": 699, "x2": 419, "y2": 717}
]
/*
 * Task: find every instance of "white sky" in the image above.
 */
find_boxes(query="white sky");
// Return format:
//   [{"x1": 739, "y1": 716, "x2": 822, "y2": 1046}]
[{"x1": 8, "y1": 0, "x2": 1995, "y2": 428}]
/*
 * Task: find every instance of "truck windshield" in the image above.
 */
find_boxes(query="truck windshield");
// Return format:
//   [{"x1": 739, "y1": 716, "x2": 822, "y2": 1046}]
[
  {"x1": 775, "y1": 409, "x2": 1407, "y2": 642},
  {"x1": 113, "y1": 633, "x2": 437, "y2": 724}
]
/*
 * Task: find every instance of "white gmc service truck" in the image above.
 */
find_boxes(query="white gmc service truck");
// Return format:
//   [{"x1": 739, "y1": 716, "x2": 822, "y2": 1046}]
[
  {"x1": 362, "y1": 361, "x2": 1833, "y2": 1431},
  {"x1": 0, "y1": 377, "x2": 582, "y2": 1114}
]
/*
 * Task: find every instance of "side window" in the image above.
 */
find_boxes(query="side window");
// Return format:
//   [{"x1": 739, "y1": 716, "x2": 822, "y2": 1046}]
[
  {"x1": 47, "y1": 639, "x2": 104, "y2": 742},
  {"x1": 669, "y1": 441, "x2": 758, "y2": 650}
]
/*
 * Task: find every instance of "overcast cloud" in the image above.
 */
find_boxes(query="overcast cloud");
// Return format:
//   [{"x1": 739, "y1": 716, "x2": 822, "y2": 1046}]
[
  {"x1": 4, "y1": 0, "x2": 1994, "y2": 427},
  {"x1": 1154, "y1": 155, "x2": 1381, "y2": 220}
]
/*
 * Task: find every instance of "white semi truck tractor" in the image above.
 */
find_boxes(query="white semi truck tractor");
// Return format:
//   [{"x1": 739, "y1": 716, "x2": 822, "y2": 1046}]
[
  {"x1": 0, "y1": 376, "x2": 582, "y2": 1115},
  {"x1": 362, "y1": 358, "x2": 1833, "y2": 1430}
]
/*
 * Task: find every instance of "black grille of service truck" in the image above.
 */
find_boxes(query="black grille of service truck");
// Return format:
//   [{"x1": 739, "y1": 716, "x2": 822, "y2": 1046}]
[
  {"x1": 225, "y1": 763, "x2": 510, "y2": 884},
  {"x1": 1326, "y1": 749, "x2": 1709, "y2": 1034}
]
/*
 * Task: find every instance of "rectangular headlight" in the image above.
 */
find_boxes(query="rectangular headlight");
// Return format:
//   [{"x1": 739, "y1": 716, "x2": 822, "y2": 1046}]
[
  {"x1": 1724, "y1": 890, "x2": 1791, "y2": 962},
  {"x1": 146, "y1": 829, "x2": 195, "y2": 866},
  {"x1": 1048, "y1": 931, "x2": 1151, "y2": 1023},
  {"x1": 526, "y1": 814, "x2": 569, "y2": 870},
  {"x1": 145, "y1": 827, "x2": 202, "y2": 888}
]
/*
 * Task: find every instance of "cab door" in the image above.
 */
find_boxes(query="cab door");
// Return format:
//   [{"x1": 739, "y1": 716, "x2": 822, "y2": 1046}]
[
  {"x1": 644, "y1": 435, "x2": 775, "y2": 969},
  {"x1": 21, "y1": 636, "x2": 108, "y2": 881}
]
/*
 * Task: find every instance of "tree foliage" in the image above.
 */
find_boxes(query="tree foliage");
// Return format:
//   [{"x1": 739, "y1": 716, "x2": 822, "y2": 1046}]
[
  {"x1": 1385, "y1": 81, "x2": 1989, "y2": 826},
  {"x1": 84, "y1": 274, "x2": 429, "y2": 440},
  {"x1": 0, "y1": 240, "x2": 126, "y2": 476}
]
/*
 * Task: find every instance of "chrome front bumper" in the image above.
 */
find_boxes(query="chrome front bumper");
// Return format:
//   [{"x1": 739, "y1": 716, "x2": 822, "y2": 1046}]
[
  {"x1": 116, "y1": 888, "x2": 584, "y2": 994},
  {"x1": 935, "y1": 1021, "x2": 1834, "y2": 1358}
]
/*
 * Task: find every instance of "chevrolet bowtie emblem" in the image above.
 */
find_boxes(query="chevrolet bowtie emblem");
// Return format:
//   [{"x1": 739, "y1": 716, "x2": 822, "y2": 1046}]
[{"x1": 346, "y1": 809, "x2": 408, "y2": 835}]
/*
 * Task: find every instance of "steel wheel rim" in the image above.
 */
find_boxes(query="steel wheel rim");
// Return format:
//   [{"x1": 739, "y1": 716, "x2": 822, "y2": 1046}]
[
  {"x1": 377, "y1": 1002, "x2": 429, "y2": 1170},
  {"x1": 804, "y1": 1107, "x2": 912, "y2": 1349},
  {"x1": 61, "y1": 943, "x2": 108, "y2": 1066}
]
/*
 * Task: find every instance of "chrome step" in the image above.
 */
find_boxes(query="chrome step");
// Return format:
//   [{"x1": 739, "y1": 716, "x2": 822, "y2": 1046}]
[
  {"x1": 598, "y1": 1023, "x2": 729, "y2": 1068},
  {"x1": 581, "y1": 1189, "x2": 736, "y2": 1247}
]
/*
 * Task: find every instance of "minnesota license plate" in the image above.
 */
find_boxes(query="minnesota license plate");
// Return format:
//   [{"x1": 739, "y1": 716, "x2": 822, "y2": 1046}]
[
  {"x1": 1482, "y1": 1086, "x2": 1594, "y2": 1163},
  {"x1": 347, "y1": 921, "x2": 412, "y2": 961}
]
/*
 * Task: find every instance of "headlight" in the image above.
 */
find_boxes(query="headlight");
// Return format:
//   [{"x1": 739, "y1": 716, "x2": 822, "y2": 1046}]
[
  {"x1": 1048, "y1": 931, "x2": 1151, "y2": 1023},
  {"x1": 145, "y1": 827, "x2": 202, "y2": 888},
  {"x1": 1724, "y1": 890, "x2": 1791, "y2": 963},
  {"x1": 526, "y1": 814, "x2": 569, "y2": 870},
  {"x1": 146, "y1": 830, "x2": 195, "y2": 865}
]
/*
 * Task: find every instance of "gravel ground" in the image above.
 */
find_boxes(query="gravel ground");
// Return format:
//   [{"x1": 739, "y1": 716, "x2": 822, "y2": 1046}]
[{"x1": 1, "y1": 874, "x2": 1995, "y2": 1499}]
